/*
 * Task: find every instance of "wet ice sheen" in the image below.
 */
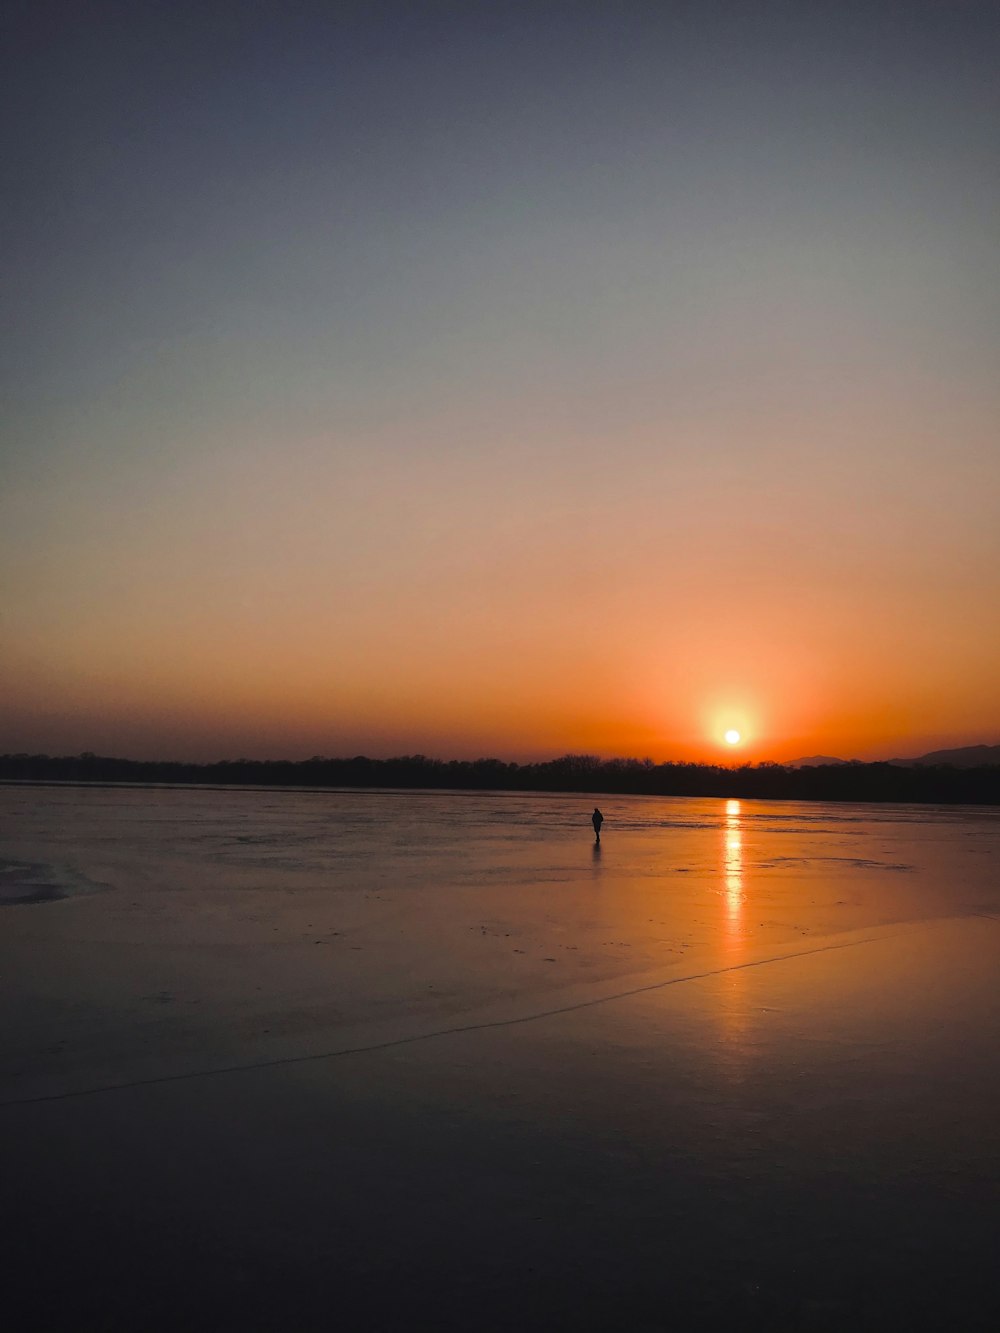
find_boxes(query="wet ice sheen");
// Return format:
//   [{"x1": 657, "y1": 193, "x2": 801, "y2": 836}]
[
  {"x1": 1, "y1": 785, "x2": 998, "y2": 1330},
  {"x1": 1, "y1": 786, "x2": 998, "y2": 1096}
]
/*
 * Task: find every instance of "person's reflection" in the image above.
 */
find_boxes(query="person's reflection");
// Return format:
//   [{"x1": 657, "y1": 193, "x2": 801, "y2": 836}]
[{"x1": 591, "y1": 838, "x2": 602, "y2": 867}]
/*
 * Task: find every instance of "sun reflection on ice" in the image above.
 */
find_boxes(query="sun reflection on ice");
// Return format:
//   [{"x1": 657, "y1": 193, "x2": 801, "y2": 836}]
[
  {"x1": 724, "y1": 798, "x2": 744, "y2": 935},
  {"x1": 718, "y1": 798, "x2": 750, "y2": 1059}
]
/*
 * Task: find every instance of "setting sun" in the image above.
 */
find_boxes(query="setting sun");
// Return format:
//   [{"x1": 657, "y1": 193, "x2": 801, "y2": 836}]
[{"x1": 724, "y1": 730, "x2": 741, "y2": 745}]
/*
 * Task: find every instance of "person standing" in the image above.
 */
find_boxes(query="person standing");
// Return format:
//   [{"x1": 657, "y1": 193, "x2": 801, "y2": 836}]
[{"x1": 591, "y1": 807, "x2": 604, "y2": 842}]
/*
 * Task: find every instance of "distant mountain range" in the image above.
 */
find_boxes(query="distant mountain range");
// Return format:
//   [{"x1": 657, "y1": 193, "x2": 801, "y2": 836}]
[
  {"x1": 889, "y1": 744, "x2": 1000, "y2": 768},
  {"x1": 786, "y1": 744, "x2": 1000, "y2": 769}
]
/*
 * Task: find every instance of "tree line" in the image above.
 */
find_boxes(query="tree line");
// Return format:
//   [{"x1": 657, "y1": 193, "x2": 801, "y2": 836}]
[{"x1": 1, "y1": 751, "x2": 998, "y2": 805}]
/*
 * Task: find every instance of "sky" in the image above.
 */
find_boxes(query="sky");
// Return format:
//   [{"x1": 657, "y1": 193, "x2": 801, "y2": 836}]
[{"x1": 2, "y1": 0, "x2": 998, "y2": 764}]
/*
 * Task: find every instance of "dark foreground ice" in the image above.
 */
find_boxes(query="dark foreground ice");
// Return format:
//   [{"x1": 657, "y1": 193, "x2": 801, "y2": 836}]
[{"x1": 1, "y1": 785, "x2": 998, "y2": 1330}]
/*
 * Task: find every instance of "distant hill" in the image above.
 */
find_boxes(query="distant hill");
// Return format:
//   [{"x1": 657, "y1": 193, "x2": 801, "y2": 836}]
[
  {"x1": 784, "y1": 744, "x2": 1000, "y2": 769},
  {"x1": 889, "y1": 744, "x2": 1000, "y2": 768}
]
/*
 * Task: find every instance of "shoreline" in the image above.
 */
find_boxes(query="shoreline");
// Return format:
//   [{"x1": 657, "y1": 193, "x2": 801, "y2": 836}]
[{"x1": 3, "y1": 775, "x2": 999, "y2": 810}]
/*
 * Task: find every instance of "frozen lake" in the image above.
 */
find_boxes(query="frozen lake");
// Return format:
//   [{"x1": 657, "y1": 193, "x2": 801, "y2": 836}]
[{"x1": 2, "y1": 785, "x2": 999, "y2": 1330}]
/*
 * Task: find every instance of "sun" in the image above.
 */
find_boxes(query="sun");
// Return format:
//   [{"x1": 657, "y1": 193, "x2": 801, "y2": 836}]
[{"x1": 724, "y1": 729, "x2": 741, "y2": 745}]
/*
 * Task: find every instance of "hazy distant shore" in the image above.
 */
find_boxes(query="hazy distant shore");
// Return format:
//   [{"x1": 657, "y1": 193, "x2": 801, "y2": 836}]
[{"x1": 3, "y1": 753, "x2": 998, "y2": 806}]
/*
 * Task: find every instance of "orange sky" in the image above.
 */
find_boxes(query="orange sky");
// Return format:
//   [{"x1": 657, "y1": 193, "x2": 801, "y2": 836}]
[
  {"x1": 3, "y1": 5, "x2": 998, "y2": 765},
  {"x1": 4, "y1": 391, "x2": 997, "y2": 764}
]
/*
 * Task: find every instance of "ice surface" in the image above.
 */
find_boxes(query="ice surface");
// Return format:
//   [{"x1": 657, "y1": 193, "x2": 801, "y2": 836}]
[{"x1": 1, "y1": 785, "x2": 998, "y2": 1329}]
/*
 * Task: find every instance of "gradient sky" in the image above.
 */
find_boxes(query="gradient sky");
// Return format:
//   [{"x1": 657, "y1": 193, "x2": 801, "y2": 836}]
[{"x1": 3, "y1": 0, "x2": 998, "y2": 763}]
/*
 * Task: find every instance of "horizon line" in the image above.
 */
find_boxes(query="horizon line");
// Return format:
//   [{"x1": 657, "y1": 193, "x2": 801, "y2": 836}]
[{"x1": 3, "y1": 746, "x2": 998, "y2": 770}]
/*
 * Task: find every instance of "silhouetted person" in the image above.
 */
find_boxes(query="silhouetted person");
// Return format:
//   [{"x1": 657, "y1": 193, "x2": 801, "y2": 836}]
[{"x1": 592, "y1": 807, "x2": 604, "y2": 842}]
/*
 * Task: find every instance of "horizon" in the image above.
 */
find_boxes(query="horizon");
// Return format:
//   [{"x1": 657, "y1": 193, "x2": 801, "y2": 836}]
[{"x1": 3, "y1": 2, "x2": 998, "y2": 765}]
